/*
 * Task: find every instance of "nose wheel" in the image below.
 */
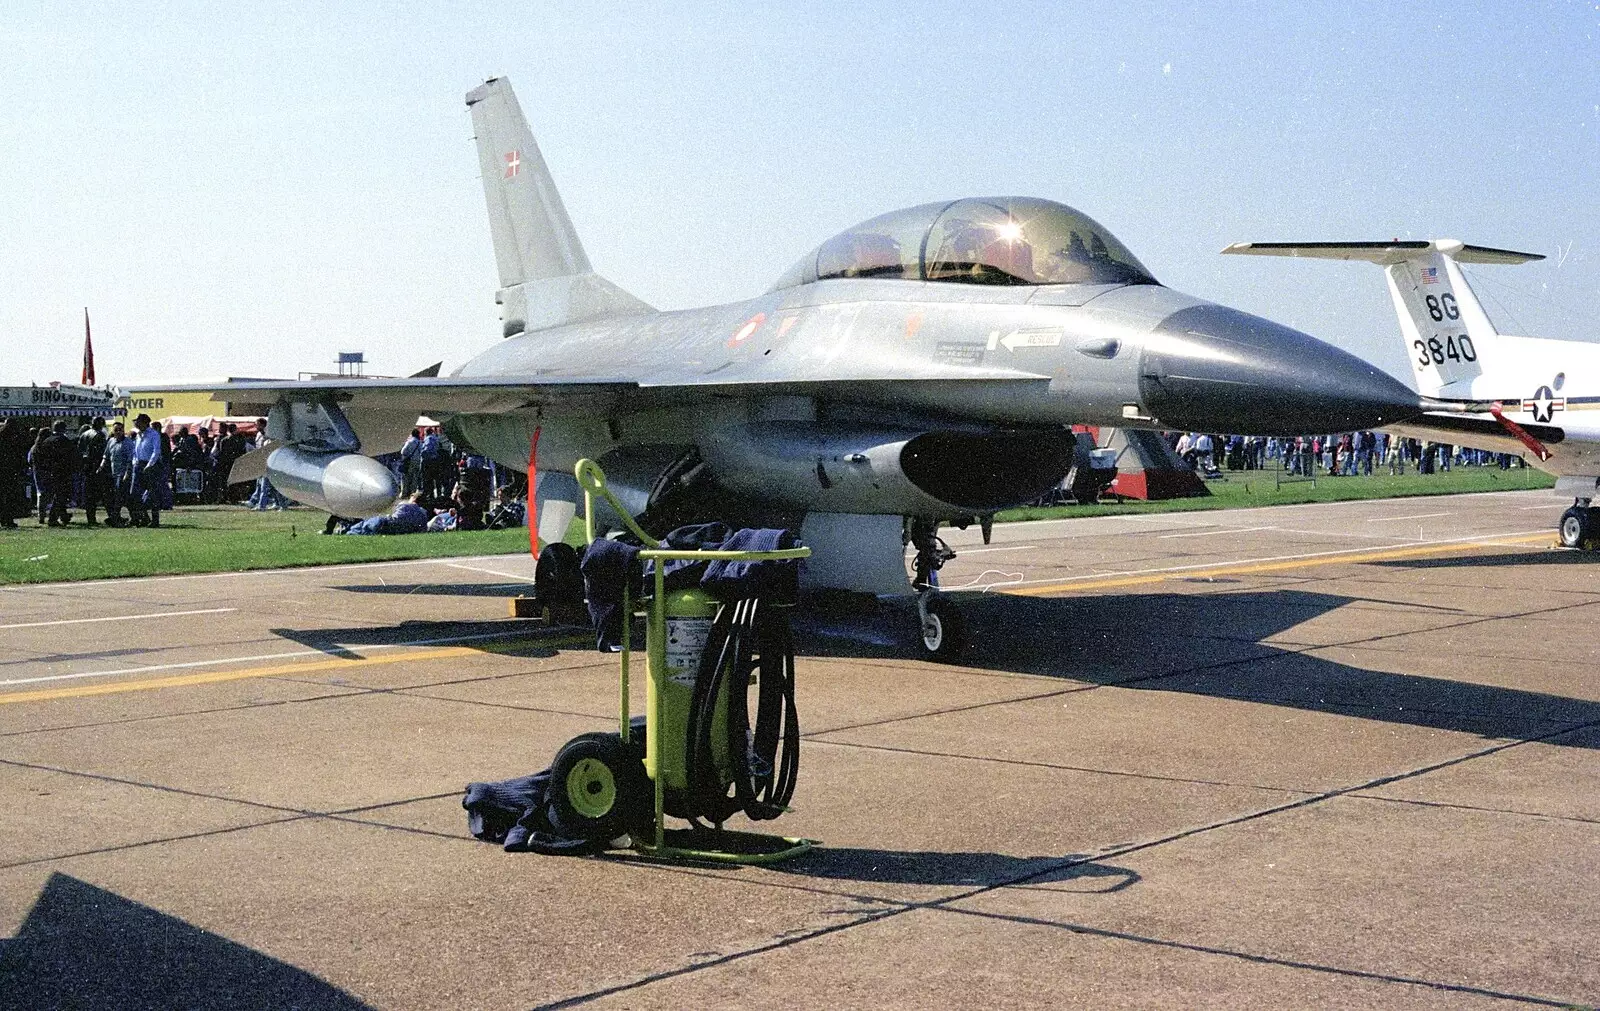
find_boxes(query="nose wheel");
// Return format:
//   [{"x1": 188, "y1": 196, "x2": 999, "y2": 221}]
[
  {"x1": 917, "y1": 591, "x2": 966, "y2": 660},
  {"x1": 910, "y1": 518, "x2": 965, "y2": 661}
]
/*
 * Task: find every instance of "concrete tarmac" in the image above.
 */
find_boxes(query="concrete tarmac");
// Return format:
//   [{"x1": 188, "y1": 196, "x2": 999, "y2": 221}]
[{"x1": 1, "y1": 488, "x2": 1596, "y2": 1009}]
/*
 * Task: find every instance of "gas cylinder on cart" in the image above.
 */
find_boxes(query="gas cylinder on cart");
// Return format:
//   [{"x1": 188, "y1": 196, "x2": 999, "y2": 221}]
[{"x1": 648, "y1": 588, "x2": 732, "y2": 799}]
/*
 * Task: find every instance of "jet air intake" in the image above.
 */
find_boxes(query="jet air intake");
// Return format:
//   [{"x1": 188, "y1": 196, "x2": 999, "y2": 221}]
[
  {"x1": 1139, "y1": 304, "x2": 1423, "y2": 434},
  {"x1": 699, "y1": 422, "x2": 1074, "y2": 517},
  {"x1": 266, "y1": 447, "x2": 400, "y2": 518}
]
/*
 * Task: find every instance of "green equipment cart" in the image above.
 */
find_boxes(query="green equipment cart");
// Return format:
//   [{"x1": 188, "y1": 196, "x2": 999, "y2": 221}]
[{"x1": 565, "y1": 457, "x2": 815, "y2": 865}]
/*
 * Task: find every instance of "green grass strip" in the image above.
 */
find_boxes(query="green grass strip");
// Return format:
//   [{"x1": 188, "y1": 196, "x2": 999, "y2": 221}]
[{"x1": 0, "y1": 466, "x2": 1557, "y2": 584}]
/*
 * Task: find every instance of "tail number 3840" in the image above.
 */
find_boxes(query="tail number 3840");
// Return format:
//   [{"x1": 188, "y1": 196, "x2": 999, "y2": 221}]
[{"x1": 1414, "y1": 335, "x2": 1477, "y2": 367}]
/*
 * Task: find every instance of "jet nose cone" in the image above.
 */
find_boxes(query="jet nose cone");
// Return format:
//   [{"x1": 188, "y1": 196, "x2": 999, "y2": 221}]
[{"x1": 1138, "y1": 304, "x2": 1421, "y2": 434}]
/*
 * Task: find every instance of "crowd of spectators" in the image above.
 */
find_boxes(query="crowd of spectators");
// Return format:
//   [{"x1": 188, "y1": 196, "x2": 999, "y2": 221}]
[
  {"x1": 0, "y1": 412, "x2": 217, "y2": 529},
  {"x1": 0, "y1": 417, "x2": 528, "y2": 534},
  {"x1": 1169, "y1": 431, "x2": 1526, "y2": 479}
]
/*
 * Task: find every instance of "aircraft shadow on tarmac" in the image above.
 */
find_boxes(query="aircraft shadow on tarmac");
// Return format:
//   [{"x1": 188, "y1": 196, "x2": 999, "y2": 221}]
[
  {"x1": 268, "y1": 618, "x2": 577, "y2": 661},
  {"x1": 802, "y1": 589, "x2": 1600, "y2": 751},
  {"x1": 776, "y1": 847, "x2": 1139, "y2": 891},
  {"x1": 282, "y1": 585, "x2": 1600, "y2": 750},
  {"x1": 1370, "y1": 549, "x2": 1600, "y2": 570},
  {"x1": 0, "y1": 873, "x2": 372, "y2": 1010},
  {"x1": 333, "y1": 581, "x2": 536, "y2": 597},
  {"x1": 0, "y1": 646, "x2": 156, "y2": 668}
]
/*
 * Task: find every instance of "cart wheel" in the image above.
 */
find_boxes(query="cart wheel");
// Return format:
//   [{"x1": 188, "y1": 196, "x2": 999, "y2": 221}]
[
  {"x1": 919, "y1": 595, "x2": 966, "y2": 662},
  {"x1": 548, "y1": 732, "x2": 647, "y2": 844}
]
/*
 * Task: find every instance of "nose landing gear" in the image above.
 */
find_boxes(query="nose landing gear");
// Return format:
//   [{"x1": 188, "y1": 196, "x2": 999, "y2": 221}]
[{"x1": 910, "y1": 518, "x2": 965, "y2": 661}]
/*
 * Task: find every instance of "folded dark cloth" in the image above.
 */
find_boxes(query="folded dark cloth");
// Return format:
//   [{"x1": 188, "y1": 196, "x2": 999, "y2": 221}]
[
  {"x1": 464, "y1": 718, "x2": 648, "y2": 855},
  {"x1": 646, "y1": 522, "x2": 732, "y2": 591},
  {"x1": 462, "y1": 772, "x2": 598, "y2": 855},
  {"x1": 702, "y1": 527, "x2": 801, "y2": 602},
  {"x1": 580, "y1": 537, "x2": 641, "y2": 652},
  {"x1": 463, "y1": 772, "x2": 542, "y2": 845},
  {"x1": 581, "y1": 524, "x2": 800, "y2": 647}
]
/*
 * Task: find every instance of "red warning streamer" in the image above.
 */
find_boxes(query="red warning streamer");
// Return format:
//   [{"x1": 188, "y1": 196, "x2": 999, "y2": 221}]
[
  {"x1": 527, "y1": 426, "x2": 541, "y2": 556},
  {"x1": 1489, "y1": 404, "x2": 1551, "y2": 462}
]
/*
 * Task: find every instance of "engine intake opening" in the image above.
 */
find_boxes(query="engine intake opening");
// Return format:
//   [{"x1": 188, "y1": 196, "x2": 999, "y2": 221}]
[{"x1": 900, "y1": 429, "x2": 1075, "y2": 512}]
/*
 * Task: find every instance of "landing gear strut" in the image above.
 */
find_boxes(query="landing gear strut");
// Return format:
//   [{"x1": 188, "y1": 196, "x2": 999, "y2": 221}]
[
  {"x1": 1559, "y1": 498, "x2": 1598, "y2": 550},
  {"x1": 910, "y1": 518, "x2": 965, "y2": 661}
]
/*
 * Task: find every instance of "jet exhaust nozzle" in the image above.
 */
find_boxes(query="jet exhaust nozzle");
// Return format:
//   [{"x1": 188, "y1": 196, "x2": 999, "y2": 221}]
[{"x1": 265, "y1": 447, "x2": 400, "y2": 518}]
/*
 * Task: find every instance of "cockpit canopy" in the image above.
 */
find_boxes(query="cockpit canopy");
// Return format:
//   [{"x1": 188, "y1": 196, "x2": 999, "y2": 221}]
[{"x1": 772, "y1": 197, "x2": 1157, "y2": 290}]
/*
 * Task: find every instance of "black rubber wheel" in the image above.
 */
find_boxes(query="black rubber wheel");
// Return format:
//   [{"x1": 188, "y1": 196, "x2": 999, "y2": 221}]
[
  {"x1": 919, "y1": 595, "x2": 967, "y2": 662},
  {"x1": 1559, "y1": 507, "x2": 1589, "y2": 549},
  {"x1": 535, "y1": 542, "x2": 585, "y2": 623},
  {"x1": 546, "y1": 732, "x2": 647, "y2": 844}
]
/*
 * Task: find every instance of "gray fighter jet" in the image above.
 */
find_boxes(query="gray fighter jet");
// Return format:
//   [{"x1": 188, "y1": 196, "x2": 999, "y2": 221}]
[{"x1": 146, "y1": 77, "x2": 1422, "y2": 656}]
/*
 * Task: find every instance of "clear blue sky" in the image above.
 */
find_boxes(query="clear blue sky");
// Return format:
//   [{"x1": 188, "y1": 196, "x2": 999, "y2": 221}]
[{"x1": 3, "y1": 2, "x2": 1596, "y2": 387}]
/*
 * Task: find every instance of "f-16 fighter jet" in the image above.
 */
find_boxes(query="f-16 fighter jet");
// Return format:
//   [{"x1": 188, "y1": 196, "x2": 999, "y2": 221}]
[
  {"x1": 146, "y1": 77, "x2": 1422, "y2": 656},
  {"x1": 1224, "y1": 239, "x2": 1600, "y2": 549}
]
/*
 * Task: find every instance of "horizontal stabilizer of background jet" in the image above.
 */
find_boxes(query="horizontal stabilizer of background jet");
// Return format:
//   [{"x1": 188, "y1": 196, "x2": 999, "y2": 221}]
[{"x1": 1221, "y1": 240, "x2": 1545, "y2": 265}]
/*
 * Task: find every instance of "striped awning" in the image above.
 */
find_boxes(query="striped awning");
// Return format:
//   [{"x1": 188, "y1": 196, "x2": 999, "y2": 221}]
[{"x1": 0, "y1": 405, "x2": 119, "y2": 417}]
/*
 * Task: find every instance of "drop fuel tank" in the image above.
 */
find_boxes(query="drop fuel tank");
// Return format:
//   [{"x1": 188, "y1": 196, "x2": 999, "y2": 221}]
[{"x1": 266, "y1": 447, "x2": 400, "y2": 518}]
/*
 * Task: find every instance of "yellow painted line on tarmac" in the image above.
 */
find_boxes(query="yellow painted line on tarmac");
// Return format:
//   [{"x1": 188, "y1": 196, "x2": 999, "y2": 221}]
[
  {"x1": 0, "y1": 647, "x2": 480, "y2": 706},
  {"x1": 0, "y1": 632, "x2": 590, "y2": 707},
  {"x1": 1006, "y1": 531, "x2": 1555, "y2": 597}
]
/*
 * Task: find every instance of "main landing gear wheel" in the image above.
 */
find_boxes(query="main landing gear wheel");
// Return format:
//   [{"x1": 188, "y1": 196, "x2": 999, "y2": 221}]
[
  {"x1": 534, "y1": 542, "x2": 586, "y2": 624},
  {"x1": 918, "y1": 593, "x2": 966, "y2": 662},
  {"x1": 547, "y1": 732, "x2": 647, "y2": 844},
  {"x1": 1559, "y1": 506, "x2": 1593, "y2": 550}
]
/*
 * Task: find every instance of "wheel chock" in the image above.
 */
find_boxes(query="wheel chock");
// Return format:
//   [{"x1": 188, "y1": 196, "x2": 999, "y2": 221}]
[{"x1": 508, "y1": 595, "x2": 548, "y2": 620}]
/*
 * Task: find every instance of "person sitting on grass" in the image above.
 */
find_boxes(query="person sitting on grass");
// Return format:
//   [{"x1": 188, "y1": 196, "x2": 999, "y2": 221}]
[
  {"x1": 485, "y1": 486, "x2": 526, "y2": 530},
  {"x1": 341, "y1": 492, "x2": 430, "y2": 536},
  {"x1": 426, "y1": 506, "x2": 459, "y2": 532}
]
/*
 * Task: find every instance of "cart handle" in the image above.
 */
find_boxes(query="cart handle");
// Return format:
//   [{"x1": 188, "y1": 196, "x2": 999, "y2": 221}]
[
  {"x1": 638, "y1": 548, "x2": 811, "y2": 562},
  {"x1": 574, "y1": 458, "x2": 660, "y2": 547},
  {"x1": 575, "y1": 458, "x2": 811, "y2": 563}
]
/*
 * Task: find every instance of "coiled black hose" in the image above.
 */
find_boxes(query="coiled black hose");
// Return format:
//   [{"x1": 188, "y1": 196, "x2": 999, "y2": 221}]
[{"x1": 682, "y1": 597, "x2": 800, "y2": 825}]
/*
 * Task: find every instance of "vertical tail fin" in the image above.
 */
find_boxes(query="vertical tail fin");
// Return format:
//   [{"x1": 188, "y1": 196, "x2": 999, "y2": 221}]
[
  {"x1": 466, "y1": 77, "x2": 653, "y2": 336},
  {"x1": 1222, "y1": 240, "x2": 1543, "y2": 399}
]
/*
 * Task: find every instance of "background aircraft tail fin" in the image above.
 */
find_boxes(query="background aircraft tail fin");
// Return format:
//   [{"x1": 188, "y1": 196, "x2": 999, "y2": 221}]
[
  {"x1": 1222, "y1": 240, "x2": 1543, "y2": 399},
  {"x1": 466, "y1": 77, "x2": 653, "y2": 336}
]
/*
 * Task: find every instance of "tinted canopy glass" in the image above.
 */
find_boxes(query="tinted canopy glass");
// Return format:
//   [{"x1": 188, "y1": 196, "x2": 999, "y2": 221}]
[{"x1": 773, "y1": 197, "x2": 1156, "y2": 289}]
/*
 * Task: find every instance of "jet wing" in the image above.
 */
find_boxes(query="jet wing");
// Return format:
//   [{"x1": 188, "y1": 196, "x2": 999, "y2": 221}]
[
  {"x1": 130, "y1": 375, "x2": 636, "y2": 417},
  {"x1": 131, "y1": 362, "x2": 1051, "y2": 419}
]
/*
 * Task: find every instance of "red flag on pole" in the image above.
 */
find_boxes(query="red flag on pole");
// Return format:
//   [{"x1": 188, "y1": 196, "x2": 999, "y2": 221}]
[{"x1": 81, "y1": 308, "x2": 95, "y2": 386}]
